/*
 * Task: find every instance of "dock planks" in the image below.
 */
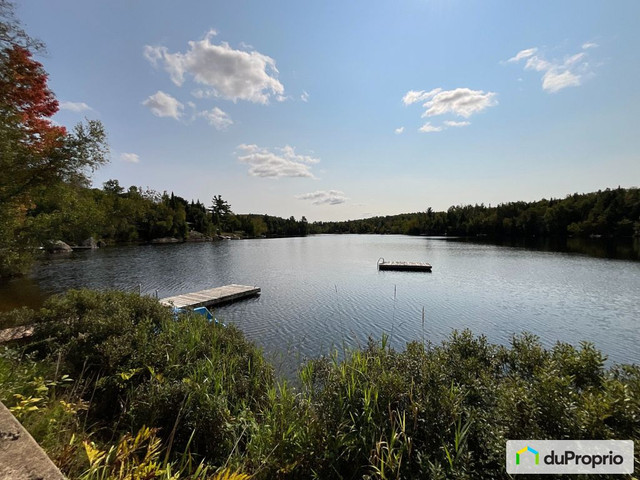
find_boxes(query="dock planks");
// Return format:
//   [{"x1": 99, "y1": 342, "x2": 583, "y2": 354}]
[
  {"x1": 378, "y1": 260, "x2": 432, "y2": 272},
  {"x1": 159, "y1": 284, "x2": 261, "y2": 309}
]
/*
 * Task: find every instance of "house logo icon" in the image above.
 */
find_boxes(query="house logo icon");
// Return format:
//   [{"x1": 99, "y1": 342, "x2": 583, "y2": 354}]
[{"x1": 516, "y1": 446, "x2": 539, "y2": 466}]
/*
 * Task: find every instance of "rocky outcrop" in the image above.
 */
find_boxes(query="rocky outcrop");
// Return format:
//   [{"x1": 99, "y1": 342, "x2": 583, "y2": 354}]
[
  {"x1": 45, "y1": 240, "x2": 72, "y2": 253},
  {"x1": 187, "y1": 230, "x2": 212, "y2": 242}
]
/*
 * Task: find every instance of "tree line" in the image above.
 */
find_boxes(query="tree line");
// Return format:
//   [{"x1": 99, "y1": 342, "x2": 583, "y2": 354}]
[
  {"x1": 311, "y1": 187, "x2": 640, "y2": 238},
  {"x1": 43, "y1": 179, "x2": 310, "y2": 244}
]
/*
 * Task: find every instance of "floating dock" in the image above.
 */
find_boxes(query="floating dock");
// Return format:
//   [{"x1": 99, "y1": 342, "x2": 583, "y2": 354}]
[
  {"x1": 159, "y1": 284, "x2": 261, "y2": 309},
  {"x1": 377, "y1": 258, "x2": 432, "y2": 272}
]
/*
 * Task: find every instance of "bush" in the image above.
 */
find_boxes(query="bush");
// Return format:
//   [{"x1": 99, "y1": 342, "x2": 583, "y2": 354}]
[{"x1": 26, "y1": 290, "x2": 275, "y2": 468}]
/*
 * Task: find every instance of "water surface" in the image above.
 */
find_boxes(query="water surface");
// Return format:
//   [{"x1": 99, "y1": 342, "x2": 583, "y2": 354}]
[{"x1": 1, "y1": 235, "x2": 638, "y2": 367}]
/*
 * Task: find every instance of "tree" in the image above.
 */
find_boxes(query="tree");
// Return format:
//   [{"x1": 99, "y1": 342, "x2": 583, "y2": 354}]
[
  {"x1": 102, "y1": 179, "x2": 124, "y2": 195},
  {"x1": 211, "y1": 195, "x2": 231, "y2": 231},
  {"x1": 0, "y1": 0, "x2": 43, "y2": 52},
  {"x1": 0, "y1": 4, "x2": 108, "y2": 276}
]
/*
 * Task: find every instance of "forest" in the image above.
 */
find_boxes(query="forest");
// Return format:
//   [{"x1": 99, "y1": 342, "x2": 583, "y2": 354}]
[
  {"x1": 29, "y1": 180, "x2": 310, "y2": 244},
  {"x1": 312, "y1": 187, "x2": 640, "y2": 238}
]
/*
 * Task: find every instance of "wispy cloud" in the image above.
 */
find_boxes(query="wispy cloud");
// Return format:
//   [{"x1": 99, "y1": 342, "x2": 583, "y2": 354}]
[
  {"x1": 301, "y1": 91, "x2": 309, "y2": 102},
  {"x1": 507, "y1": 47, "x2": 538, "y2": 63},
  {"x1": 236, "y1": 144, "x2": 319, "y2": 179},
  {"x1": 120, "y1": 153, "x2": 140, "y2": 164},
  {"x1": 144, "y1": 30, "x2": 284, "y2": 104},
  {"x1": 444, "y1": 120, "x2": 470, "y2": 128},
  {"x1": 198, "y1": 107, "x2": 233, "y2": 130},
  {"x1": 59, "y1": 101, "x2": 92, "y2": 112},
  {"x1": 296, "y1": 190, "x2": 348, "y2": 205},
  {"x1": 418, "y1": 122, "x2": 442, "y2": 133},
  {"x1": 402, "y1": 88, "x2": 442, "y2": 106},
  {"x1": 506, "y1": 43, "x2": 597, "y2": 93},
  {"x1": 142, "y1": 91, "x2": 184, "y2": 120},
  {"x1": 395, "y1": 126, "x2": 404, "y2": 134}
]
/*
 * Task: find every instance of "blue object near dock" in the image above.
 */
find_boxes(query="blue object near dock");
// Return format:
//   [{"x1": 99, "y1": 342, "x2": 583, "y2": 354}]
[
  {"x1": 193, "y1": 306, "x2": 214, "y2": 320},
  {"x1": 172, "y1": 306, "x2": 225, "y2": 326}
]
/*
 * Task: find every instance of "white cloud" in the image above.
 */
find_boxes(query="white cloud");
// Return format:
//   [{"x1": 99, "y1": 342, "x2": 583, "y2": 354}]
[
  {"x1": 59, "y1": 101, "x2": 92, "y2": 112},
  {"x1": 120, "y1": 153, "x2": 140, "y2": 164},
  {"x1": 144, "y1": 30, "x2": 284, "y2": 104},
  {"x1": 296, "y1": 190, "x2": 348, "y2": 205},
  {"x1": 198, "y1": 107, "x2": 233, "y2": 130},
  {"x1": 444, "y1": 120, "x2": 470, "y2": 127},
  {"x1": 420, "y1": 88, "x2": 498, "y2": 118},
  {"x1": 301, "y1": 91, "x2": 309, "y2": 102},
  {"x1": 402, "y1": 88, "x2": 441, "y2": 106},
  {"x1": 142, "y1": 91, "x2": 184, "y2": 119},
  {"x1": 236, "y1": 144, "x2": 319, "y2": 179},
  {"x1": 507, "y1": 44, "x2": 595, "y2": 93},
  {"x1": 542, "y1": 69, "x2": 581, "y2": 93},
  {"x1": 395, "y1": 126, "x2": 404, "y2": 134},
  {"x1": 404, "y1": 87, "x2": 497, "y2": 133},
  {"x1": 525, "y1": 56, "x2": 551, "y2": 72},
  {"x1": 418, "y1": 122, "x2": 442, "y2": 133},
  {"x1": 507, "y1": 48, "x2": 538, "y2": 63}
]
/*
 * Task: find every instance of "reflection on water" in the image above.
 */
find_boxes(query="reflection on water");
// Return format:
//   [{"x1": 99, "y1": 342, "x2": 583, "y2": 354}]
[
  {"x1": 1, "y1": 236, "x2": 638, "y2": 369},
  {"x1": 457, "y1": 236, "x2": 640, "y2": 261}
]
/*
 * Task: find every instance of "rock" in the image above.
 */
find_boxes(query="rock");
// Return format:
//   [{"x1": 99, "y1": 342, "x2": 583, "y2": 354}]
[
  {"x1": 187, "y1": 230, "x2": 212, "y2": 242},
  {"x1": 45, "y1": 240, "x2": 72, "y2": 253},
  {"x1": 82, "y1": 237, "x2": 98, "y2": 249},
  {"x1": 151, "y1": 237, "x2": 181, "y2": 244},
  {"x1": 0, "y1": 401, "x2": 65, "y2": 479},
  {"x1": 97, "y1": 240, "x2": 107, "y2": 248}
]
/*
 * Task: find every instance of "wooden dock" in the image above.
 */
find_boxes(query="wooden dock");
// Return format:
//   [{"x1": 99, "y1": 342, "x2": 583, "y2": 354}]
[
  {"x1": 159, "y1": 284, "x2": 261, "y2": 309},
  {"x1": 377, "y1": 258, "x2": 432, "y2": 272}
]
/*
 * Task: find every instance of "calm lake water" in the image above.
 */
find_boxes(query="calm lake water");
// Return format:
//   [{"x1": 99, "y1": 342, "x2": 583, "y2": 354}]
[{"x1": 1, "y1": 235, "x2": 639, "y2": 367}]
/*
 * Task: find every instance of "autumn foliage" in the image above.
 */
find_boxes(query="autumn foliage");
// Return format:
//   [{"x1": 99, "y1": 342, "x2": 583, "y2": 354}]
[
  {"x1": 0, "y1": 4, "x2": 108, "y2": 276},
  {"x1": 0, "y1": 45, "x2": 66, "y2": 152}
]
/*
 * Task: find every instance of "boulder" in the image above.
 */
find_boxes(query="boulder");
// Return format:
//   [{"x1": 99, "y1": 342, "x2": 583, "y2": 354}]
[
  {"x1": 187, "y1": 230, "x2": 212, "y2": 242},
  {"x1": 45, "y1": 241, "x2": 72, "y2": 253},
  {"x1": 82, "y1": 237, "x2": 98, "y2": 249}
]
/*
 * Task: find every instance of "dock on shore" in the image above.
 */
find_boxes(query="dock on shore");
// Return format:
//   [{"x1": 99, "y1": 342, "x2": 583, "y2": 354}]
[
  {"x1": 377, "y1": 258, "x2": 432, "y2": 272},
  {"x1": 159, "y1": 284, "x2": 261, "y2": 309}
]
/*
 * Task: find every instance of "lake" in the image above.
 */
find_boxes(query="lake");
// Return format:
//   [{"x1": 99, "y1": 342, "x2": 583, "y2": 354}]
[{"x1": 1, "y1": 235, "x2": 639, "y2": 368}]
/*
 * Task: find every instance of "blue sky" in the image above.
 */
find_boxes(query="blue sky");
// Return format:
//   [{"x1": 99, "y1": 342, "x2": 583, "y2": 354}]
[{"x1": 17, "y1": 0, "x2": 640, "y2": 221}]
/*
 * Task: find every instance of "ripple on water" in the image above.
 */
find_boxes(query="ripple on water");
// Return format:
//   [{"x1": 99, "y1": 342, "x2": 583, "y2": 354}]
[{"x1": 1, "y1": 236, "x2": 638, "y2": 367}]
